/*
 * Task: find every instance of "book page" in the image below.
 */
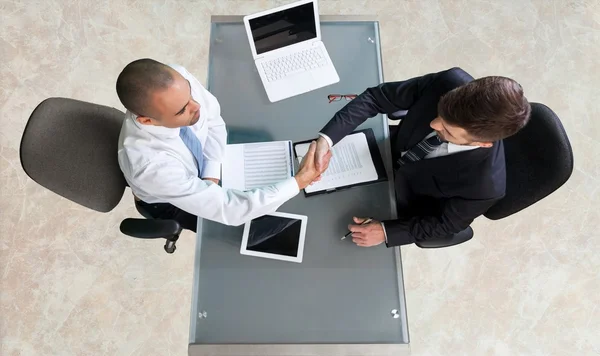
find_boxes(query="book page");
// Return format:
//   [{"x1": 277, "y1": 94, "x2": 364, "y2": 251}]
[
  {"x1": 222, "y1": 141, "x2": 293, "y2": 190},
  {"x1": 295, "y1": 132, "x2": 378, "y2": 193}
]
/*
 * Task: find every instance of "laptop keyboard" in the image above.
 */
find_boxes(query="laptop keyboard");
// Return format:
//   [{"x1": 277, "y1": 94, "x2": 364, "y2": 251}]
[{"x1": 261, "y1": 48, "x2": 328, "y2": 82}]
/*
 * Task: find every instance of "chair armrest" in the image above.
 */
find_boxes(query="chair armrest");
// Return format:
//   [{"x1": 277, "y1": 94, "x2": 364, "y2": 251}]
[{"x1": 119, "y1": 218, "x2": 182, "y2": 240}]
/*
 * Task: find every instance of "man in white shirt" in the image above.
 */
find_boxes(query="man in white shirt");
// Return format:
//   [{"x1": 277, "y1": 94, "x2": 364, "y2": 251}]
[
  {"x1": 116, "y1": 59, "x2": 329, "y2": 232},
  {"x1": 314, "y1": 68, "x2": 530, "y2": 247}
]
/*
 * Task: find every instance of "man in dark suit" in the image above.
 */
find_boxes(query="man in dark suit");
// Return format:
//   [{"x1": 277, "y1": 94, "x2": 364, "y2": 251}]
[{"x1": 315, "y1": 67, "x2": 531, "y2": 247}]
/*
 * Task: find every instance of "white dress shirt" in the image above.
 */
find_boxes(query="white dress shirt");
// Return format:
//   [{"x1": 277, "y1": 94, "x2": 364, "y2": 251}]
[{"x1": 118, "y1": 65, "x2": 299, "y2": 226}]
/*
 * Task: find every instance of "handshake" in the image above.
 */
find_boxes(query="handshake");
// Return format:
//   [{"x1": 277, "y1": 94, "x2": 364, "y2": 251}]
[{"x1": 294, "y1": 137, "x2": 333, "y2": 190}]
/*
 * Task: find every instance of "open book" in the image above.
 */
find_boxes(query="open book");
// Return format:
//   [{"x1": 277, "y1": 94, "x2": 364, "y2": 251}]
[
  {"x1": 294, "y1": 130, "x2": 384, "y2": 195},
  {"x1": 222, "y1": 141, "x2": 294, "y2": 190}
]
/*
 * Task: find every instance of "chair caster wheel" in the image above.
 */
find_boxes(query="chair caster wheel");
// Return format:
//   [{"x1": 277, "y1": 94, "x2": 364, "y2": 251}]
[{"x1": 164, "y1": 244, "x2": 176, "y2": 254}]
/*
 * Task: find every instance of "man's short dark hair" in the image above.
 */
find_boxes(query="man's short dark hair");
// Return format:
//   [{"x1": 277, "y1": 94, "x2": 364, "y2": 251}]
[
  {"x1": 116, "y1": 58, "x2": 174, "y2": 116},
  {"x1": 438, "y1": 76, "x2": 531, "y2": 142}
]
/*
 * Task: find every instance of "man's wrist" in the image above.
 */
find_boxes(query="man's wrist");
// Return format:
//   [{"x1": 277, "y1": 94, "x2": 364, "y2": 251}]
[
  {"x1": 318, "y1": 133, "x2": 333, "y2": 148},
  {"x1": 294, "y1": 174, "x2": 309, "y2": 190}
]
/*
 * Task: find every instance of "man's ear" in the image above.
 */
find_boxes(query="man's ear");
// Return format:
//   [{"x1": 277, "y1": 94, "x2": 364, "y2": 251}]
[{"x1": 136, "y1": 116, "x2": 155, "y2": 126}]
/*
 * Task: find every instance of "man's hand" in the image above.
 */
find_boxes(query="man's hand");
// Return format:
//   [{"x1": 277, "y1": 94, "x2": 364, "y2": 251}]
[
  {"x1": 315, "y1": 136, "x2": 331, "y2": 172},
  {"x1": 295, "y1": 141, "x2": 332, "y2": 190},
  {"x1": 203, "y1": 178, "x2": 220, "y2": 185},
  {"x1": 349, "y1": 217, "x2": 385, "y2": 247}
]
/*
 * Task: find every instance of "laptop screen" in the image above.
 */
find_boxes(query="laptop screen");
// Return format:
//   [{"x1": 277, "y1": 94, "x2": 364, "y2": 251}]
[{"x1": 249, "y1": 2, "x2": 317, "y2": 55}]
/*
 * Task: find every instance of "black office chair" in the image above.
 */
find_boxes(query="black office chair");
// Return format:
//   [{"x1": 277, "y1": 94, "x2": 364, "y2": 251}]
[
  {"x1": 20, "y1": 98, "x2": 183, "y2": 253},
  {"x1": 416, "y1": 102, "x2": 574, "y2": 248}
]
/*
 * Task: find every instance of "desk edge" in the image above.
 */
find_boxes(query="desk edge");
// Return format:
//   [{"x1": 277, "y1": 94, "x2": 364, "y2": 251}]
[
  {"x1": 189, "y1": 343, "x2": 410, "y2": 356},
  {"x1": 211, "y1": 15, "x2": 379, "y2": 23}
]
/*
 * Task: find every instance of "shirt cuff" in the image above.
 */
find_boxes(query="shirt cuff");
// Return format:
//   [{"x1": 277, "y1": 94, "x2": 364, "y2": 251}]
[
  {"x1": 381, "y1": 222, "x2": 389, "y2": 244},
  {"x1": 276, "y1": 177, "x2": 301, "y2": 199},
  {"x1": 201, "y1": 160, "x2": 221, "y2": 180},
  {"x1": 318, "y1": 132, "x2": 334, "y2": 148}
]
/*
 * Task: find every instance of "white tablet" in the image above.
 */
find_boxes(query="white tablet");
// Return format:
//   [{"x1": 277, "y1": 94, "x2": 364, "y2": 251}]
[{"x1": 240, "y1": 212, "x2": 308, "y2": 263}]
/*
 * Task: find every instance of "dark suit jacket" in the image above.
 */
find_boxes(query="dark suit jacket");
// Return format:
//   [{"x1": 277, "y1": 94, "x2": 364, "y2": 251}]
[{"x1": 320, "y1": 67, "x2": 506, "y2": 247}]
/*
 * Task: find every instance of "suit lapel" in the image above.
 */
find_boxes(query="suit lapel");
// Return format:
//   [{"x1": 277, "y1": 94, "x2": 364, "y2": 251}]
[
  {"x1": 394, "y1": 110, "x2": 438, "y2": 152},
  {"x1": 393, "y1": 90, "x2": 444, "y2": 152}
]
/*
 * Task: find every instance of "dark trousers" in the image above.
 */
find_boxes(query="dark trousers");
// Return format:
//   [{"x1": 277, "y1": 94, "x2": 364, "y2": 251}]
[{"x1": 135, "y1": 200, "x2": 198, "y2": 232}]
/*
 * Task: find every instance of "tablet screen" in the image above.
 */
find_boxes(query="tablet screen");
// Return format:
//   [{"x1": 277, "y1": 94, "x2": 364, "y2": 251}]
[
  {"x1": 241, "y1": 212, "x2": 307, "y2": 263},
  {"x1": 247, "y1": 215, "x2": 302, "y2": 256}
]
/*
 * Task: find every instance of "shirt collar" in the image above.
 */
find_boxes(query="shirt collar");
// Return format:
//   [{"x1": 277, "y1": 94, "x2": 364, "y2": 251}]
[
  {"x1": 424, "y1": 131, "x2": 481, "y2": 154},
  {"x1": 126, "y1": 111, "x2": 180, "y2": 138},
  {"x1": 447, "y1": 142, "x2": 480, "y2": 154}
]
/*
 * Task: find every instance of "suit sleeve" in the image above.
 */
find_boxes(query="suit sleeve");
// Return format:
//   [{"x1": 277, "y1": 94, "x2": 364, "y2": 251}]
[
  {"x1": 381, "y1": 197, "x2": 499, "y2": 247},
  {"x1": 319, "y1": 72, "x2": 440, "y2": 145}
]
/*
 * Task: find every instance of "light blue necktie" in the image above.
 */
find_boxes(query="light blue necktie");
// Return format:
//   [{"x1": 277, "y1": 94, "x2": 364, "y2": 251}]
[{"x1": 179, "y1": 126, "x2": 204, "y2": 177}]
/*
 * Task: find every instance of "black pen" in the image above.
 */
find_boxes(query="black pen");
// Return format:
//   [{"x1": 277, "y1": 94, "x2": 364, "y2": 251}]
[{"x1": 342, "y1": 217, "x2": 373, "y2": 240}]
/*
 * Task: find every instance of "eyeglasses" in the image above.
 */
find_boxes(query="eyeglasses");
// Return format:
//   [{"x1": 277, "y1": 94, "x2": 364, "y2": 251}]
[{"x1": 328, "y1": 94, "x2": 357, "y2": 103}]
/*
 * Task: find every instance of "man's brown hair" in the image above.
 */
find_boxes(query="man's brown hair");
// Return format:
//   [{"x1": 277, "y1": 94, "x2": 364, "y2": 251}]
[{"x1": 437, "y1": 76, "x2": 531, "y2": 142}]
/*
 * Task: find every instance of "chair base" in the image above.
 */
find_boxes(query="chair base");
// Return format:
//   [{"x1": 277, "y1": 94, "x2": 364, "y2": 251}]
[{"x1": 415, "y1": 226, "x2": 474, "y2": 249}]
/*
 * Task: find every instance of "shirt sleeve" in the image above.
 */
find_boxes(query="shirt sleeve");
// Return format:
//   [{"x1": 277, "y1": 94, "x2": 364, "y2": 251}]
[
  {"x1": 318, "y1": 132, "x2": 334, "y2": 148},
  {"x1": 381, "y1": 222, "x2": 389, "y2": 244},
  {"x1": 133, "y1": 158, "x2": 299, "y2": 226}
]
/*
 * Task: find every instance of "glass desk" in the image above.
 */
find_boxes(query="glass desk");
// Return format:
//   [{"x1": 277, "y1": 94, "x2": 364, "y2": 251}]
[{"x1": 189, "y1": 16, "x2": 409, "y2": 356}]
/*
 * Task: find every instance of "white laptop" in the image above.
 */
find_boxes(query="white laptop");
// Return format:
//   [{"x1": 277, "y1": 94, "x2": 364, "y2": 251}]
[{"x1": 243, "y1": 0, "x2": 340, "y2": 103}]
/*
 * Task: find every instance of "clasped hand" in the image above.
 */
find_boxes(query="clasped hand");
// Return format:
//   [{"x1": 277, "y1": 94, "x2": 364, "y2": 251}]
[{"x1": 295, "y1": 140, "x2": 332, "y2": 189}]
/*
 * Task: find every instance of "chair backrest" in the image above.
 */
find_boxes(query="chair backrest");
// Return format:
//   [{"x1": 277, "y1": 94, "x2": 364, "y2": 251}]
[
  {"x1": 20, "y1": 98, "x2": 127, "y2": 213},
  {"x1": 484, "y1": 102, "x2": 573, "y2": 220}
]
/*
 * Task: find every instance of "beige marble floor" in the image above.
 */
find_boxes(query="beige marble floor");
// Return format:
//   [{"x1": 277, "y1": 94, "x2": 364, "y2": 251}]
[{"x1": 1, "y1": 0, "x2": 599, "y2": 355}]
